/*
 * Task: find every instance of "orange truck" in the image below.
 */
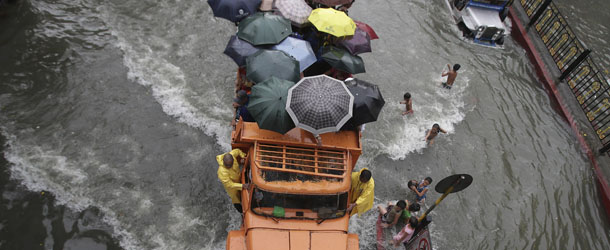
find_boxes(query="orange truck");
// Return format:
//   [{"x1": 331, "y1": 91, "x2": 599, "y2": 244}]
[{"x1": 226, "y1": 120, "x2": 363, "y2": 250}]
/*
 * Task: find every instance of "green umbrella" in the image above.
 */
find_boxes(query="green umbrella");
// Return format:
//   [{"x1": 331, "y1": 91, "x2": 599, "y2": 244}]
[
  {"x1": 321, "y1": 46, "x2": 366, "y2": 74},
  {"x1": 248, "y1": 77, "x2": 296, "y2": 134},
  {"x1": 246, "y1": 50, "x2": 301, "y2": 83},
  {"x1": 237, "y1": 12, "x2": 292, "y2": 45}
]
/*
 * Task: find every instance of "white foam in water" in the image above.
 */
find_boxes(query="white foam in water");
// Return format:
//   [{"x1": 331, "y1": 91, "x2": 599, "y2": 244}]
[
  {"x1": 113, "y1": 37, "x2": 231, "y2": 151},
  {"x1": 375, "y1": 73, "x2": 470, "y2": 160}
]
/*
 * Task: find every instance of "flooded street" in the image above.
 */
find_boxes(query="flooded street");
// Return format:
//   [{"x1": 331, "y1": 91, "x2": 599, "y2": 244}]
[{"x1": 1, "y1": 0, "x2": 609, "y2": 249}]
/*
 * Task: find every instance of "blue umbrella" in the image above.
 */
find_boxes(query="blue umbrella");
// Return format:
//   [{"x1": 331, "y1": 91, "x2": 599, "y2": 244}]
[
  {"x1": 223, "y1": 35, "x2": 262, "y2": 66},
  {"x1": 271, "y1": 37, "x2": 316, "y2": 72},
  {"x1": 207, "y1": 0, "x2": 261, "y2": 23}
]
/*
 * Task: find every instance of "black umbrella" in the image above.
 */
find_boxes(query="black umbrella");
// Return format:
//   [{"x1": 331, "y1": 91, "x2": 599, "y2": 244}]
[
  {"x1": 223, "y1": 35, "x2": 262, "y2": 66},
  {"x1": 341, "y1": 78, "x2": 385, "y2": 130},
  {"x1": 207, "y1": 0, "x2": 261, "y2": 23}
]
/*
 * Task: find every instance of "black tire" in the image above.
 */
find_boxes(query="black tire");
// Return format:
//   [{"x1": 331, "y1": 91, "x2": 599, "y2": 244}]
[
  {"x1": 500, "y1": 8, "x2": 509, "y2": 21},
  {"x1": 457, "y1": 22, "x2": 473, "y2": 38},
  {"x1": 496, "y1": 36, "x2": 505, "y2": 45}
]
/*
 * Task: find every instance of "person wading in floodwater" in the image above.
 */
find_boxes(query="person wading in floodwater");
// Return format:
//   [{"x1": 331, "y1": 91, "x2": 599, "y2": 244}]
[{"x1": 441, "y1": 63, "x2": 461, "y2": 89}]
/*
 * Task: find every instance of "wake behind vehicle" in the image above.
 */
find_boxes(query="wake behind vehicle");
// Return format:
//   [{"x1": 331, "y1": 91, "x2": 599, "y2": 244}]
[
  {"x1": 226, "y1": 120, "x2": 362, "y2": 250},
  {"x1": 447, "y1": 0, "x2": 513, "y2": 47}
]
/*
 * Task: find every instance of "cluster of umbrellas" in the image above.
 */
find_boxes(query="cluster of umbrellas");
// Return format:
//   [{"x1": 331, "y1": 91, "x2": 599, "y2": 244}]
[{"x1": 209, "y1": 0, "x2": 385, "y2": 136}]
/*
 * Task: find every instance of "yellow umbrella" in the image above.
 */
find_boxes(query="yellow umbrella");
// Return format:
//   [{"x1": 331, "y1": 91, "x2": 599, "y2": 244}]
[{"x1": 308, "y1": 8, "x2": 356, "y2": 37}]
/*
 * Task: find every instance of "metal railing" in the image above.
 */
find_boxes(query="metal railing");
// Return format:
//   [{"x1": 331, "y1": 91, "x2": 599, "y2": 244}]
[{"x1": 520, "y1": 0, "x2": 610, "y2": 155}]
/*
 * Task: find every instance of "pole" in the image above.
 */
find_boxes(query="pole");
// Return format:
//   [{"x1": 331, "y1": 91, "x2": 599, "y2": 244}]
[{"x1": 417, "y1": 178, "x2": 461, "y2": 223}]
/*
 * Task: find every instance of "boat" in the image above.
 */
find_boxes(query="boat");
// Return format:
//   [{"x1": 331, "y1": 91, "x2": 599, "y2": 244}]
[
  {"x1": 446, "y1": 0, "x2": 514, "y2": 47},
  {"x1": 225, "y1": 120, "x2": 363, "y2": 250}
]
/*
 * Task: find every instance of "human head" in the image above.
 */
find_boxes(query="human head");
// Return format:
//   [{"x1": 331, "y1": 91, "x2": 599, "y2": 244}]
[
  {"x1": 396, "y1": 200, "x2": 407, "y2": 210},
  {"x1": 359, "y1": 169, "x2": 372, "y2": 183},
  {"x1": 233, "y1": 90, "x2": 248, "y2": 105},
  {"x1": 453, "y1": 64, "x2": 461, "y2": 71},
  {"x1": 408, "y1": 203, "x2": 420, "y2": 212},
  {"x1": 407, "y1": 180, "x2": 417, "y2": 189},
  {"x1": 222, "y1": 153, "x2": 234, "y2": 168},
  {"x1": 432, "y1": 124, "x2": 440, "y2": 131},
  {"x1": 408, "y1": 216, "x2": 419, "y2": 228},
  {"x1": 424, "y1": 177, "x2": 433, "y2": 185},
  {"x1": 404, "y1": 92, "x2": 411, "y2": 100}
]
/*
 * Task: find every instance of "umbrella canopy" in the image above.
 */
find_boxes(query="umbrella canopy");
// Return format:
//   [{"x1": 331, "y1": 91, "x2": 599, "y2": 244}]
[
  {"x1": 248, "y1": 77, "x2": 296, "y2": 134},
  {"x1": 308, "y1": 8, "x2": 356, "y2": 37},
  {"x1": 337, "y1": 27, "x2": 371, "y2": 55},
  {"x1": 311, "y1": 0, "x2": 354, "y2": 6},
  {"x1": 246, "y1": 50, "x2": 301, "y2": 83},
  {"x1": 274, "y1": 0, "x2": 312, "y2": 26},
  {"x1": 354, "y1": 20, "x2": 379, "y2": 40},
  {"x1": 321, "y1": 46, "x2": 365, "y2": 74},
  {"x1": 207, "y1": 0, "x2": 261, "y2": 23},
  {"x1": 341, "y1": 78, "x2": 385, "y2": 129},
  {"x1": 271, "y1": 37, "x2": 316, "y2": 72},
  {"x1": 237, "y1": 12, "x2": 292, "y2": 45},
  {"x1": 286, "y1": 75, "x2": 354, "y2": 135},
  {"x1": 223, "y1": 35, "x2": 262, "y2": 66}
]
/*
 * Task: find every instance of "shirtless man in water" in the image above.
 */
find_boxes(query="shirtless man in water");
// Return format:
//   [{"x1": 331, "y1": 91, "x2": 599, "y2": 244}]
[{"x1": 441, "y1": 64, "x2": 460, "y2": 89}]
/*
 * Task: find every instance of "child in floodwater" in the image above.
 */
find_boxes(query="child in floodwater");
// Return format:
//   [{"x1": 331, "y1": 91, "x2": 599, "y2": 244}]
[
  {"x1": 400, "y1": 92, "x2": 413, "y2": 115},
  {"x1": 441, "y1": 64, "x2": 460, "y2": 89},
  {"x1": 424, "y1": 123, "x2": 446, "y2": 145}
]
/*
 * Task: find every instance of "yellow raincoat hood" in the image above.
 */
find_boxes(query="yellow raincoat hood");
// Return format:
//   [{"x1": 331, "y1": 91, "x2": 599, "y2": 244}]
[
  {"x1": 217, "y1": 149, "x2": 246, "y2": 204},
  {"x1": 350, "y1": 168, "x2": 374, "y2": 217}
]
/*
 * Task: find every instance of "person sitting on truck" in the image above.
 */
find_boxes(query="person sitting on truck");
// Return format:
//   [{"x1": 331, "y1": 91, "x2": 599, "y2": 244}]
[
  {"x1": 377, "y1": 200, "x2": 407, "y2": 228},
  {"x1": 216, "y1": 149, "x2": 250, "y2": 213},
  {"x1": 231, "y1": 90, "x2": 255, "y2": 127},
  {"x1": 392, "y1": 216, "x2": 419, "y2": 247},
  {"x1": 347, "y1": 168, "x2": 375, "y2": 217}
]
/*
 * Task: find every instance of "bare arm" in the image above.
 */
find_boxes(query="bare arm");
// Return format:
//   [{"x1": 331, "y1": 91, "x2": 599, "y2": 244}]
[
  {"x1": 440, "y1": 128, "x2": 447, "y2": 134},
  {"x1": 415, "y1": 187, "x2": 428, "y2": 197},
  {"x1": 389, "y1": 210, "x2": 401, "y2": 226}
]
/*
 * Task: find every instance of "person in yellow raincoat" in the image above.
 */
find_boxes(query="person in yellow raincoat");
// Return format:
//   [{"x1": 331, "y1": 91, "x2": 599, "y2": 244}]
[
  {"x1": 347, "y1": 168, "x2": 374, "y2": 217},
  {"x1": 217, "y1": 148, "x2": 249, "y2": 213}
]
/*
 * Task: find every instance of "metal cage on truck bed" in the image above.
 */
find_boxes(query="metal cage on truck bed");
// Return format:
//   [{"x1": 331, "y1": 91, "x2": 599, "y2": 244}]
[{"x1": 254, "y1": 142, "x2": 348, "y2": 182}]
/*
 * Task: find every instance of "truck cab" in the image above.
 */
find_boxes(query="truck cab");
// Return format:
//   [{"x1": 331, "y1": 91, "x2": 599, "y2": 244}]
[
  {"x1": 448, "y1": 0, "x2": 513, "y2": 47},
  {"x1": 226, "y1": 120, "x2": 362, "y2": 250}
]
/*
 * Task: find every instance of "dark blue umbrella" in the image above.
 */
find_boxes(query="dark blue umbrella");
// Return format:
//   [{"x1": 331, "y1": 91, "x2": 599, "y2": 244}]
[
  {"x1": 207, "y1": 0, "x2": 261, "y2": 23},
  {"x1": 223, "y1": 35, "x2": 262, "y2": 66}
]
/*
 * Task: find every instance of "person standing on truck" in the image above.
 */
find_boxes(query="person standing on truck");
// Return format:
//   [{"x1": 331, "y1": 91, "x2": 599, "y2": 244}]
[
  {"x1": 441, "y1": 63, "x2": 460, "y2": 89},
  {"x1": 347, "y1": 168, "x2": 375, "y2": 217},
  {"x1": 216, "y1": 149, "x2": 250, "y2": 213}
]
